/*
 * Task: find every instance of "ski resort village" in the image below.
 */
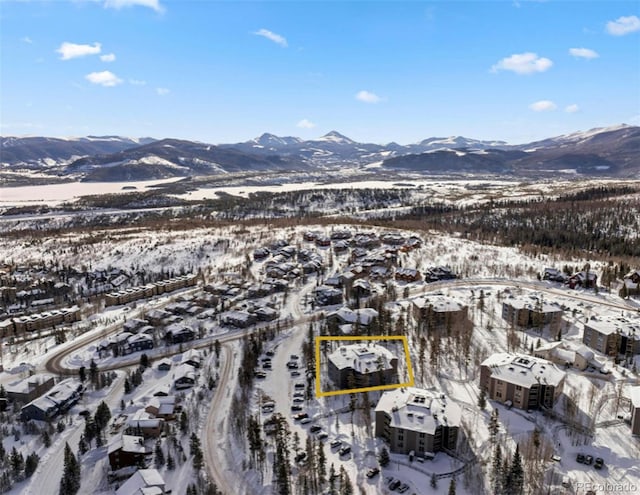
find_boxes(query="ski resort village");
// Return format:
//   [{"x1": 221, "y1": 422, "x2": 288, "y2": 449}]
[{"x1": 0, "y1": 215, "x2": 639, "y2": 495}]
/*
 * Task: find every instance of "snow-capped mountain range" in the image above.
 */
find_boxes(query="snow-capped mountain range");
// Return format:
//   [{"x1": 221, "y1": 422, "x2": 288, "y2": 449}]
[{"x1": 1, "y1": 125, "x2": 639, "y2": 182}]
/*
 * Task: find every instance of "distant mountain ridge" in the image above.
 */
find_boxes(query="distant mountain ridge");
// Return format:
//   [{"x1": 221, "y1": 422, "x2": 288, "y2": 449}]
[{"x1": 1, "y1": 125, "x2": 638, "y2": 181}]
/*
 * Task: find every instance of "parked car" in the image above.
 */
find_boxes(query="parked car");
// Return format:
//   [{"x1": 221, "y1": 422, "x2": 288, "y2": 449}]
[
  {"x1": 317, "y1": 431, "x2": 329, "y2": 440},
  {"x1": 330, "y1": 439, "x2": 342, "y2": 448},
  {"x1": 310, "y1": 425, "x2": 322, "y2": 433},
  {"x1": 339, "y1": 445, "x2": 351, "y2": 456},
  {"x1": 291, "y1": 405, "x2": 303, "y2": 412},
  {"x1": 290, "y1": 354, "x2": 299, "y2": 360},
  {"x1": 266, "y1": 350, "x2": 275, "y2": 357},
  {"x1": 397, "y1": 483, "x2": 410, "y2": 493},
  {"x1": 293, "y1": 391, "x2": 305, "y2": 397},
  {"x1": 585, "y1": 455, "x2": 593, "y2": 465},
  {"x1": 294, "y1": 383, "x2": 305, "y2": 389},
  {"x1": 290, "y1": 371, "x2": 301, "y2": 377},
  {"x1": 293, "y1": 397, "x2": 304, "y2": 403},
  {"x1": 366, "y1": 467, "x2": 380, "y2": 478},
  {"x1": 594, "y1": 457, "x2": 604, "y2": 469},
  {"x1": 300, "y1": 417, "x2": 312, "y2": 424},
  {"x1": 293, "y1": 412, "x2": 308, "y2": 420},
  {"x1": 576, "y1": 453, "x2": 585, "y2": 464},
  {"x1": 388, "y1": 479, "x2": 401, "y2": 490}
]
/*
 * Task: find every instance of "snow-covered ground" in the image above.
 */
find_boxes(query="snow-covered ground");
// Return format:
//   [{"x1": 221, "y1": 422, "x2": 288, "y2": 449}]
[{"x1": 1, "y1": 222, "x2": 639, "y2": 495}]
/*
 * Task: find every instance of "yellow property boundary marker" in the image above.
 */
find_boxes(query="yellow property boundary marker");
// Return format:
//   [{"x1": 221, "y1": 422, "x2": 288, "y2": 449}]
[{"x1": 314, "y1": 335, "x2": 415, "y2": 397}]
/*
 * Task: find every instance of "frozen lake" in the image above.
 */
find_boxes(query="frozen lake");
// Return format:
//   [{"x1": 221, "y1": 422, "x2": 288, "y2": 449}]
[{"x1": 0, "y1": 178, "x2": 182, "y2": 207}]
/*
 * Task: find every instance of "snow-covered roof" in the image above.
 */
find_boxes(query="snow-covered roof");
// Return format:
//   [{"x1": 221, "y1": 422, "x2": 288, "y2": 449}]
[
  {"x1": 115, "y1": 469, "x2": 165, "y2": 495},
  {"x1": 482, "y1": 353, "x2": 566, "y2": 388},
  {"x1": 375, "y1": 387, "x2": 462, "y2": 435},
  {"x1": 327, "y1": 307, "x2": 378, "y2": 325},
  {"x1": 109, "y1": 434, "x2": 147, "y2": 455},
  {"x1": 328, "y1": 343, "x2": 395, "y2": 373},
  {"x1": 504, "y1": 295, "x2": 563, "y2": 314},
  {"x1": 630, "y1": 386, "x2": 640, "y2": 408},
  {"x1": 585, "y1": 317, "x2": 640, "y2": 338},
  {"x1": 411, "y1": 294, "x2": 466, "y2": 313}
]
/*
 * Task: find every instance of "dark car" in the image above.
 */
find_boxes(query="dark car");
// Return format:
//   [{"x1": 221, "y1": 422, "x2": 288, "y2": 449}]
[
  {"x1": 594, "y1": 457, "x2": 604, "y2": 469},
  {"x1": 366, "y1": 467, "x2": 380, "y2": 479},
  {"x1": 294, "y1": 412, "x2": 308, "y2": 420},
  {"x1": 576, "y1": 453, "x2": 585, "y2": 464},
  {"x1": 310, "y1": 425, "x2": 322, "y2": 433},
  {"x1": 585, "y1": 455, "x2": 593, "y2": 465},
  {"x1": 291, "y1": 405, "x2": 303, "y2": 412},
  {"x1": 388, "y1": 479, "x2": 401, "y2": 490},
  {"x1": 339, "y1": 445, "x2": 351, "y2": 456}
]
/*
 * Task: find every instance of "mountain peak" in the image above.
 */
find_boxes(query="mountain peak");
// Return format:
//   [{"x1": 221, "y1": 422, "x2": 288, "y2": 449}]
[
  {"x1": 317, "y1": 131, "x2": 355, "y2": 145},
  {"x1": 252, "y1": 133, "x2": 302, "y2": 147}
]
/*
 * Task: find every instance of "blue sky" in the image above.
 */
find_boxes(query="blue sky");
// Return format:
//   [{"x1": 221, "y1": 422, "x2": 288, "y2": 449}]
[{"x1": 1, "y1": 0, "x2": 639, "y2": 144}]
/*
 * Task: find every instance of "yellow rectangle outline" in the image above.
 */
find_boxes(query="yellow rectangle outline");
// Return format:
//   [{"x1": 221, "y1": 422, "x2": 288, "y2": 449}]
[{"x1": 314, "y1": 335, "x2": 415, "y2": 398}]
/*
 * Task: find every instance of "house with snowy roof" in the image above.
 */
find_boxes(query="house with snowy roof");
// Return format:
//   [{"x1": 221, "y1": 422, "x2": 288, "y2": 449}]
[
  {"x1": 328, "y1": 343, "x2": 398, "y2": 390},
  {"x1": 145, "y1": 396, "x2": 177, "y2": 420},
  {"x1": 501, "y1": 295, "x2": 564, "y2": 334},
  {"x1": 173, "y1": 364, "x2": 197, "y2": 390},
  {"x1": 20, "y1": 379, "x2": 83, "y2": 421},
  {"x1": 125, "y1": 410, "x2": 164, "y2": 438},
  {"x1": 375, "y1": 387, "x2": 461, "y2": 456},
  {"x1": 533, "y1": 342, "x2": 596, "y2": 371},
  {"x1": 480, "y1": 353, "x2": 566, "y2": 410},
  {"x1": 108, "y1": 434, "x2": 149, "y2": 470},
  {"x1": 115, "y1": 468, "x2": 165, "y2": 495},
  {"x1": 125, "y1": 333, "x2": 154, "y2": 354},
  {"x1": 5, "y1": 374, "x2": 54, "y2": 404},
  {"x1": 412, "y1": 295, "x2": 469, "y2": 332},
  {"x1": 582, "y1": 316, "x2": 640, "y2": 357}
]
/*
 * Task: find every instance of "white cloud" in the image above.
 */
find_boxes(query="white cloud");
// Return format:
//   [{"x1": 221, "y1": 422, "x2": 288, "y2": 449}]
[
  {"x1": 355, "y1": 90, "x2": 382, "y2": 103},
  {"x1": 103, "y1": 0, "x2": 164, "y2": 13},
  {"x1": 253, "y1": 29, "x2": 288, "y2": 47},
  {"x1": 606, "y1": 15, "x2": 640, "y2": 36},
  {"x1": 21, "y1": 36, "x2": 33, "y2": 44},
  {"x1": 491, "y1": 52, "x2": 553, "y2": 75},
  {"x1": 156, "y1": 87, "x2": 170, "y2": 96},
  {"x1": 85, "y1": 70, "x2": 123, "y2": 87},
  {"x1": 529, "y1": 100, "x2": 557, "y2": 112},
  {"x1": 569, "y1": 47, "x2": 599, "y2": 59},
  {"x1": 100, "y1": 53, "x2": 116, "y2": 62},
  {"x1": 565, "y1": 104, "x2": 580, "y2": 113},
  {"x1": 296, "y1": 119, "x2": 316, "y2": 129},
  {"x1": 57, "y1": 41, "x2": 102, "y2": 60},
  {"x1": 129, "y1": 79, "x2": 147, "y2": 86}
]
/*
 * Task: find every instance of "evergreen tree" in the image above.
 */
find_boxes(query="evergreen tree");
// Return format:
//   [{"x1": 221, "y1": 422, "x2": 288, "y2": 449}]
[
  {"x1": 89, "y1": 359, "x2": 99, "y2": 389},
  {"x1": 378, "y1": 446, "x2": 390, "y2": 467},
  {"x1": 167, "y1": 453, "x2": 176, "y2": 470},
  {"x1": 317, "y1": 441, "x2": 327, "y2": 486},
  {"x1": 478, "y1": 388, "x2": 487, "y2": 410},
  {"x1": 140, "y1": 353, "x2": 150, "y2": 368},
  {"x1": 78, "y1": 366, "x2": 86, "y2": 383},
  {"x1": 24, "y1": 452, "x2": 39, "y2": 478},
  {"x1": 510, "y1": 444, "x2": 525, "y2": 495},
  {"x1": 492, "y1": 444, "x2": 502, "y2": 495},
  {"x1": 42, "y1": 430, "x2": 51, "y2": 448},
  {"x1": 94, "y1": 401, "x2": 111, "y2": 432},
  {"x1": 154, "y1": 440, "x2": 165, "y2": 468},
  {"x1": 448, "y1": 477, "x2": 456, "y2": 495},
  {"x1": 59, "y1": 443, "x2": 80, "y2": 495},
  {"x1": 180, "y1": 411, "x2": 189, "y2": 433},
  {"x1": 10, "y1": 447, "x2": 24, "y2": 480}
]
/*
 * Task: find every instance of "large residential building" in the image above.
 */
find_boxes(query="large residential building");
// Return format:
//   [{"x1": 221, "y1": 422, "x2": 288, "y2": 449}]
[
  {"x1": 374, "y1": 387, "x2": 461, "y2": 456},
  {"x1": 480, "y1": 353, "x2": 566, "y2": 410},
  {"x1": 411, "y1": 295, "x2": 469, "y2": 333},
  {"x1": 327, "y1": 343, "x2": 398, "y2": 390},
  {"x1": 20, "y1": 379, "x2": 83, "y2": 421},
  {"x1": 582, "y1": 317, "x2": 640, "y2": 358},
  {"x1": 501, "y1": 296, "x2": 564, "y2": 335},
  {"x1": 630, "y1": 386, "x2": 640, "y2": 436}
]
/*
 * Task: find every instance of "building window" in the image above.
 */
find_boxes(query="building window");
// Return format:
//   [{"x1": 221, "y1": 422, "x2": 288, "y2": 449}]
[
  {"x1": 496, "y1": 391, "x2": 502, "y2": 398},
  {"x1": 515, "y1": 385, "x2": 522, "y2": 391}
]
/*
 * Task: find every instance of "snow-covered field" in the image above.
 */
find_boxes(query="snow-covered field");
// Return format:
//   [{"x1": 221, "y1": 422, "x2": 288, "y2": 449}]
[{"x1": 1, "y1": 221, "x2": 639, "y2": 495}]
